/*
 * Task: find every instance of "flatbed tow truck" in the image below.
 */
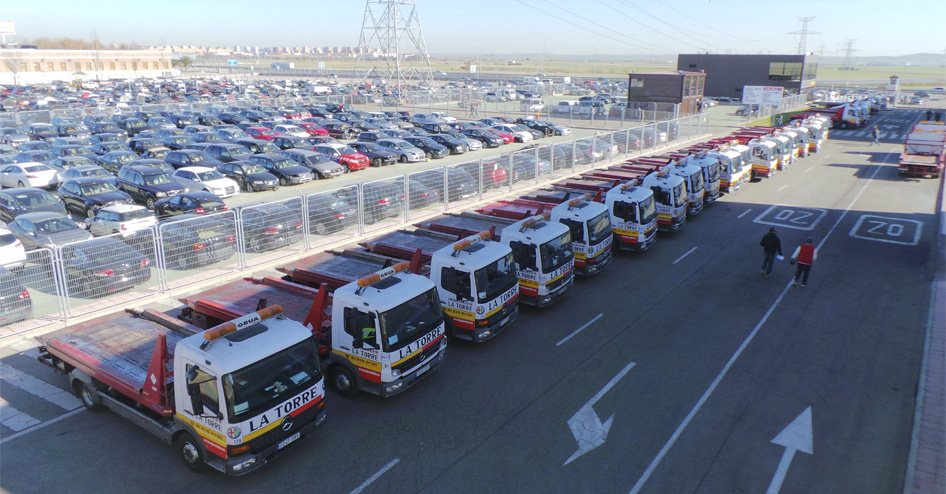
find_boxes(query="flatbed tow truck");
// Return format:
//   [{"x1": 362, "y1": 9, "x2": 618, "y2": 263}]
[{"x1": 36, "y1": 305, "x2": 327, "y2": 475}]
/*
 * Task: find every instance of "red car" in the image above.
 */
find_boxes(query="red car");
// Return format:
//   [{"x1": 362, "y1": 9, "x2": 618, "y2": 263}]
[
  {"x1": 246, "y1": 127, "x2": 278, "y2": 141},
  {"x1": 296, "y1": 122, "x2": 330, "y2": 136},
  {"x1": 313, "y1": 143, "x2": 370, "y2": 172},
  {"x1": 488, "y1": 128, "x2": 514, "y2": 144}
]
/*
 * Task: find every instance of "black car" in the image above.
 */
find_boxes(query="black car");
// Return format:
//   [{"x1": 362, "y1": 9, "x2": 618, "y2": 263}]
[
  {"x1": 128, "y1": 137, "x2": 164, "y2": 155},
  {"x1": 240, "y1": 203, "x2": 303, "y2": 252},
  {"x1": 0, "y1": 266, "x2": 32, "y2": 325},
  {"x1": 164, "y1": 149, "x2": 225, "y2": 170},
  {"x1": 412, "y1": 168, "x2": 477, "y2": 202},
  {"x1": 247, "y1": 153, "x2": 314, "y2": 186},
  {"x1": 202, "y1": 143, "x2": 254, "y2": 163},
  {"x1": 90, "y1": 142, "x2": 131, "y2": 156},
  {"x1": 158, "y1": 135, "x2": 196, "y2": 150},
  {"x1": 27, "y1": 123, "x2": 59, "y2": 141},
  {"x1": 159, "y1": 214, "x2": 237, "y2": 270},
  {"x1": 12, "y1": 150, "x2": 56, "y2": 166},
  {"x1": 60, "y1": 237, "x2": 151, "y2": 299},
  {"x1": 88, "y1": 133, "x2": 125, "y2": 145},
  {"x1": 154, "y1": 191, "x2": 228, "y2": 219},
  {"x1": 233, "y1": 138, "x2": 280, "y2": 155},
  {"x1": 270, "y1": 135, "x2": 311, "y2": 151},
  {"x1": 515, "y1": 118, "x2": 556, "y2": 136},
  {"x1": 216, "y1": 161, "x2": 279, "y2": 192},
  {"x1": 307, "y1": 193, "x2": 357, "y2": 235},
  {"x1": 333, "y1": 182, "x2": 404, "y2": 224},
  {"x1": 403, "y1": 136, "x2": 450, "y2": 159},
  {"x1": 322, "y1": 122, "x2": 358, "y2": 139},
  {"x1": 50, "y1": 156, "x2": 98, "y2": 172},
  {"x1": 427, "y1": 134, "x2": 469, "y2": 154},
  {"x1": 117, "y1": 118, "x2": 150, "y2": 137},
  {"x1": 349, "y1": 142, "x2": 398, "y2": 167},
  {"x1": 88, "y1": 122, "x2": 128, "y2": 138},
  {"x1": 0, "y1": 188, "x2": 68, "y2": 223},
  {"x1": 95, "y1": 151, "x2": 140, "y2": 175},
  {"x1": 60, "y1": 165, "x2": 119, "y2": 187},
  {"x1": 197, "y1": 114, "x2": 223, "y2": 127},
  {"x1": 169, "y1": 114, "x2": 194, "y2": 129},
  {"x1": 217, "y1": 112, "x2": 248, "y2": 125},
  {"x1": 116, "y1": 165, "x2": 186, "y2": 209},
  {"x1": 58, "y1": 178, "x2": 135, "y2": 217}
]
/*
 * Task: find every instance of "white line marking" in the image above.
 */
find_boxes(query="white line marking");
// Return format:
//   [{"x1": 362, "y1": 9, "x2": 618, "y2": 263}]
[
  {"x1": 0, "y1": 408, "x2": 85, "y2": 445},
  {"x1": 777, "y1": 185, "x2": 788, "y2": 192},
  {"x1": 804, "y1": 167, "x2": 813, "y2": 173},
  {"x1": 557, "y1": 313, "x2": 604, "y2": 346},
  {"x1": 0, "y1": 397, "x2": 41, "y2": 431},
  {"x1": 672, "y1": 247, "x2": 697, "y2": 265},
  {"x1": 849, "y1": 215, "x2": 922, "y2": 245},
  {"x1": 628, "y1": 155, "x2": 888, "y2": 494},
  {"x1": 737, "y1": 209, "x2": 752, "y2": 219},
  {"x1": 0, "y1": 363, "x2": 81, "y2": 410},
  {"x1": 350, "y1": 458, "x2": 400, "y2": 494}
]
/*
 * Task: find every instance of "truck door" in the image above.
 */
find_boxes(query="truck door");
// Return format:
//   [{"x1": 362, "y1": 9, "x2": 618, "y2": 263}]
[
  {"x1": 509, "y1": 240, "x2": 537, "y2": 272},
  {"x1": 183, "y1": 362, "x2": 222, "y2": 419},
  {"x1": 343, "y1": 307, "x2": 380, "y2": 350},
  {"x1": 440, "y1": 266, "x2": 473, "y2": 303}
]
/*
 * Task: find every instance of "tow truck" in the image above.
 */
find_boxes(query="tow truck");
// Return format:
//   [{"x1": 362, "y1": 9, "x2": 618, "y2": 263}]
[
  {"x1": 416, "y1": 212, "x2": 575, "y2": 307},
  {"x1": 358, "y1": 228, "x2": 520, "y2": 341},
  {"x1": 182, "y1": 259, "x2": 447, "y2": 398},
  {"x1": 601, "y1": 165, "x2": 687, "y2": 231},
  {"x1": 635, "y1": 156, "x2": 706, "y2": 215},
  {"x1": 692, "y1": 143, "x2": 749, "y2": 193},
  {"x1": 899, "y1": 120, "x2": 945, "y2": 178},
  {"x1": 476, "y1": 194, "x2": 613, "y2": 275},
  {"x1": 36, "y1": 305, "x2": 327, "y2": 475},
  {"x1": 676, "y1": 150, "x2": 721, "y2": 203},
  {"x1": 733, "y1": 134, "x2": 778, "y2": 178}
]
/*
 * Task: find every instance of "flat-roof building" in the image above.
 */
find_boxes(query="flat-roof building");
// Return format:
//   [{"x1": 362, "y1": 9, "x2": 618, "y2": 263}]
[{"x1": 676, "y1": 54, "x2": 818, "y2": 100}]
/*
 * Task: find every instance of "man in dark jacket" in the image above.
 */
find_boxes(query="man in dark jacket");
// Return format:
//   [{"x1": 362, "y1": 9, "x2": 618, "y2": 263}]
[{"x1": 760, "y1": 228, "x2": 782, "y2": 278}]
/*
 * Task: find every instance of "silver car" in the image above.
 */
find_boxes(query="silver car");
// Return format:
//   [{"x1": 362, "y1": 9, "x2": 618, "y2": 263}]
[{"x1": 376, "y1": 138, "x2": 426, "y2": 163}]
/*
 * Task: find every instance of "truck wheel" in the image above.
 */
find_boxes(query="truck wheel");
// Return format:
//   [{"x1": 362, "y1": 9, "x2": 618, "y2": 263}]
[
  {"x1": 329, "y1": 366, "x2": 359, "y2": 397},
  {"x1": 175, "y1": 433, "x2": 208, "y2": 473},
  {"x1": 75, "y1": 380, "x2": 105, "y2": 412}
]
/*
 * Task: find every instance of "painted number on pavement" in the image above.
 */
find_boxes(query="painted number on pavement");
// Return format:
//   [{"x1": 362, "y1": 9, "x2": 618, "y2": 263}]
[
  {"x1": 753, "y1": 205, "x2": 827, "y2": 231},
  {"x1": 849, "y1": 215, "x2": 922, "y2": 245}
]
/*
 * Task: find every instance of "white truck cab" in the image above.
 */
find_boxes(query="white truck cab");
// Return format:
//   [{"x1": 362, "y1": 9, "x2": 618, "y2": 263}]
[
  {"x1": 605, "y1": 181, "x2": 658, "y2": 251},
  {"x1": 642, "y1": 170, "x2": 687, "y2": 231},
  {"x1": 500, "y1": 214, "x2": 574, "y2": 307},
  {"x1": 549, "y1": 196, "x2": 613, "y2": 275}
]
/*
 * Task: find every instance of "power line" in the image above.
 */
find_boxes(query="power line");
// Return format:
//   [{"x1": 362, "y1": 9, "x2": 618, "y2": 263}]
[
  {"x1": 787, "y1": 16, "x2": 819, "y2": 54},
  {"x1": 511, "y1": 0, "x2": 666, "y2": 53},
  {"x1": 602, "y1": 0, "x2": 716, "y2": 52},
  {"x1": 653, "y1": 0, "x2": 755, "y2": 42}
]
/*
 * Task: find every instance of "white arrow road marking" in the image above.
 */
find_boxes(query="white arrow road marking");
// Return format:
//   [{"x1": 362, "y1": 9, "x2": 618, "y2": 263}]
[
  {"x1": 0, "y1": 363, "x2": 81, "y2": 410},
  {"x1": 766, "y1": 407, "x2": 814, "y2": 494},
  {"x1": 564, "y1": 361, "x2": 635, "y2": 466}
]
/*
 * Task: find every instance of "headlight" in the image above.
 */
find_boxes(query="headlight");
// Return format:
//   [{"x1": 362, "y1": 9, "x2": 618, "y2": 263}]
[
  {"x1": 155, "y1": 191, "x2": 167, "y2": 198},
  {"x1": 251, "y1": 180, "x2": 263, "y2": 185}
]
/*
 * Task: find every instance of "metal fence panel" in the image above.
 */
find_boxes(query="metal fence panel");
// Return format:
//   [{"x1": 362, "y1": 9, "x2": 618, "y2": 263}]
[
  {"x1": 239, "y1": 197, "x2": 306, "y2": 269},
  {"x1": 360, "y1": 176, "x2": 408, "y2": 236},
  {"x1": 304, "y1": 185, "x2": 360, "y2": 250},
  {"x1": 2, "y1": 249, "x2": 61, "y2": 329},
  {"x1": 406, "y1": 168, "x2": 447, "y2": 221},
  {"x1": 447, "y1": 159, "x2": 486, "y2": 208},
  {"x1": 158, "y1": 211, "x2": 240, "y2": 290}
]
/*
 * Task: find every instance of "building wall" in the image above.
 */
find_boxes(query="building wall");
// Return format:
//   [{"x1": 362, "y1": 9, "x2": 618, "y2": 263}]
[
  {"x1": 0, "y1": 49, "x2": 178, "y2": 85},
  {"x1": 676, "y1": 54, "x2": 817, "y2": 100},
  {"x1": 626, "y1": 71, "x2": 705, "y2": 115}
]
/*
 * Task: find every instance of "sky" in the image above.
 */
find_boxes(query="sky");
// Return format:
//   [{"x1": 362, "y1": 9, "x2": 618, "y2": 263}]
[{"x1": 4, "y1": 0, "x2": 945, "y2": 58}]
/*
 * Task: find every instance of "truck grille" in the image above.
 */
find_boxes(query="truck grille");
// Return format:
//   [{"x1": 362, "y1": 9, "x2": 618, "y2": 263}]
[
  {"x1": 546, "y1": 272, "x2": 570, "y2": 292},
  {"x1": 245, "y1": 398, "x2": 322, "y2": 453},
  {"x1": 392, "y1": 338, "x2": 441, "y2": 375}
]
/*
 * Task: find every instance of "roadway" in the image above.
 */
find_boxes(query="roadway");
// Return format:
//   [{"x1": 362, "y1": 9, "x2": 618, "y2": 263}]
[{"x1": 0, "y1": 107, "x2": 941, "y2": 493}]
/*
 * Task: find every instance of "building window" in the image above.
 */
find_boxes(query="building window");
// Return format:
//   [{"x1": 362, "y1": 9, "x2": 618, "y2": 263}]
[
  {"x1": 75, "y1": 62, "x2": 81, "y2": 71},
  {"x1": 33, "y1": 62, "x2": 40, "y2": 71},
  {"x1": 85, "y1": 62, "x2": 92, "y2": 70},
  {"x1": 109, "y1": 62, "x2": 116, "y2": 70},
  {"x1": 152, "y1": 61, "x2": 158, "y2": 69},
  {"x1": 59, "y1": 62, "x2": 67, "y2": 71},
  {"x1": 47, "y1": 62, "x2": 54, "y2": 71},
  {"x1": 768, "y1": 62, "x2": 803, "y2": 82},
  {"x1": 120, "y1": 62, "x2": 127, "y2": 70}
]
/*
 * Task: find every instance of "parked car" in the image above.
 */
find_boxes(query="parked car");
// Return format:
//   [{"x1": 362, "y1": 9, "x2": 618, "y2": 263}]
[
  {"x1": 60, "y1": 237, "x2": 151, "y2": 298},
  {"x1": 375, "y1": 138, "x2": 426, "y2": 163},
  {"x1": 88, "y1": 133, "x2": 125, "y2": 145},
  {"x1": 91, "y1": 142, "x2": 132, "y2": 156},
  {"x1": 158, "y1": 214, "x2": 236, "y2": 270},
  {"x1": 154, "y1": 191, "x2": 228, "y2": 219},
  {"x1": 95, "y1": 150, "x2": 140, "y2": 175},
  {"x1": 88, "y1": 122, "x2": 128, "y2": 138},
  {"x1": 60, "y1": 165, "x2": 119, "y2": 187},
  {"x1": 7, "y1": 212, "x2": 93, "y2": 250},
  {"x1": 171, "y1": 166, "x2": 240, "y2": 198},
  {"x1": 233, "y1": 138, "x2": 280, "y2": 155},
  {"x1": 313, "y1": 143, "x2": 370, "y2": 171},
  {"x1": 216, "y1": 161, "x2": 280, "y2": 192},
  {"x1": 282, "y1": 149, "x2": 346, "y2": 178},
  {"x1": 246, "y1": 153, "x2": 315, "y2": 186},
  {"x1": 0, "y1": 265, "x2": 32, "y2": 325},
  {"x1": 491, "y1": 124, "x2": 533, "y2": 143},
  {"x1": 0, "y1": 127, "x2": 30, "y2": 147},
  {"x1": 158, "y1": 135, "x2": 196, "y2": 150},
  {"x1": 202, "y1": 143, "x2": 254, "y2": 163},
  {"x1": 403, "y1": 136, "x2": 450, "y2": 159},
  {"x1": 86, "y1": 204, "x2": 157, "y2": 237},
  {"x1": 334, "y1": 182, "x2": 404, "y2": 224},
  {"x1": 0, "y1": 163, "x2": 62, "y2": 190},
  {"x1": 116, "y1": 165, "x2": 187, "y2": 209},
  {"x1": 58, "y1": 178, "x2": 135, "y2": 218},
  {"x1": 164, "y1": 149, "x2": 225, "y2": 170},
  {"x1": 246, "y1": 127, "x2": 279, "y2": 141},
  {"x1": 412, "y1": 168, "x2": 477, "y2": 202},
  {"x1": 0, "y1": 188, "x2": 68, "y2": 223},
  {"x1": 18, "y1": 141, "x2": 53, "y2": 152},
  {"x1": 12, "y1": 151, "x2": 56, "y2": 166},
  {"x1": 322, "y1": 122, "x2": 358, "y2": 139},
  {"x1": 307, "y1": 194, "x2": 357, "y2": 235},
  {"x1": 427, "y1": 134, "x2": 469, "y2": 154},
  {"x1": 116, "y1": 118, "x2": 150, "y2": 137},
  {"x1": 270, "y1": 135, "x2": 311, "y2": 151},
  {"x1": 0, "y1": 228, "x2": 27, "y2": 271},
  {"x1": 461, "y1": 128, "x2": 504, "y2": 148},
  {"x1": 215, "y1": 128, "x2": 251, "y2": 142},
  {"x1": 349, "y1": 142, "x2": 399, "y2": 167},
  {"x1": 26, "y1": 123, "x2": 59, "y2": 141},
  {"x1": 240, "y1": 203, "x2": 304, "y2": 252}
]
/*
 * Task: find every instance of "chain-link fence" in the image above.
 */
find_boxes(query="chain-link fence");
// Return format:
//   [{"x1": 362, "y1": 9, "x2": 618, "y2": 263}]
[
  {"x1": 158, "y1": 211, "x2": 240, "y2": 290},
  {"x1": 239, "y1": 197, "x2": 306, "y2": 269}
]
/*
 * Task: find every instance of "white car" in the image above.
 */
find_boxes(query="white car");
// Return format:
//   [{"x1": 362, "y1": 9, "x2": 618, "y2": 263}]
[
  {"x1": 171, "y1": 166, "x2": 240, "y2": 198},
  {"x1": 273, "y1": 124, "x2": 309, "y2": 138},
  {"x1": 0, "y1": 228, "x2": 26, "y2": 270},
  {"x1": 0, "y1": 162, "x2": 62, "y2": 190},
  {"x1": 492, "y1": 125, "x2": 534, "y2": 143},
  {"x1": 430, "y1": 112, "x2": 457, "y2": 124},
  {"x1": 86, "y1": 204, "x2": 157, "y2": 237}
]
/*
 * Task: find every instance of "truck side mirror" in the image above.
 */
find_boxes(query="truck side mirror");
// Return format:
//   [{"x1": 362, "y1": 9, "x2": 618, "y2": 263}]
[{"x1": 187, "y1": 382, "x2": 204, "y2": 415}]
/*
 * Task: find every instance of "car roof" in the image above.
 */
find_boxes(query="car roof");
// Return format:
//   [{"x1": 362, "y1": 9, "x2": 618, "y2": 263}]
[
  {"x1": 99, "y1": 204, "x2": 147, "y2": 213},
  {"x1": 175, "y1": 166, "x2": 215, "y2": 172},
  {"x1": 16, "y1": 211, "x2": 69, "y2": 221},
  {"x1": 65, "y1": 176, "x2": 112, "y2": 185}
]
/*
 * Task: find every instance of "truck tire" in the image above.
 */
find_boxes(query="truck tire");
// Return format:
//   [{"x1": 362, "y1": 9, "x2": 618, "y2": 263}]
[
  {"x1": 175, "y1": 432, "x2": 208, "y2": 473},
  {"x1": 329, "y1": 366, "x2": 359, "y2": 397},
  {"x1": 74, "y1": 380, "x2": 105, "y2": 412}
]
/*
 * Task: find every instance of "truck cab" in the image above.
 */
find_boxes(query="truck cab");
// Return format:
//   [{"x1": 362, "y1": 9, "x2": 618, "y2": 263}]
[
  {"x1": 662, "y1": 157, "x2": 706, "y2": 216},
  {"x1": 500, "y1": 214, "x2": 574, "y2": 307},
  {"x1": 605, "y1": 181, "x2": 658, "y2": 251},
  {"x1": 642, "y1": 169, "x2": 687, "y2": 231},
  {"x1": 684, "y1": 152, "x2": 721, "y2": 204},
  {"x1": 747, "y1": 139, "x2": 778, "y2": 178}
]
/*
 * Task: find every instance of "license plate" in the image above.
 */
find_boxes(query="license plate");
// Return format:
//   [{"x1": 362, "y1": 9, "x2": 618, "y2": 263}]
[
  {"x1": 416, "y1": 363, "x2": 431, "y2": 377},
  {"x1": 499, "y1": 315, "x2": 510, "y2": 327},
  {"x1": 277, "y1": 432, "x2": 300, "y2": 450}
]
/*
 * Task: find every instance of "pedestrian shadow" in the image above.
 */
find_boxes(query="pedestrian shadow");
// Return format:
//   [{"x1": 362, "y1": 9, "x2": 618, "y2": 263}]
[
  {"x1": 842, "y1": 150, "x2": 901, "y2": 164},
  {"x1": 827, "y1": 158, "x2": 904, "y2": 181}
]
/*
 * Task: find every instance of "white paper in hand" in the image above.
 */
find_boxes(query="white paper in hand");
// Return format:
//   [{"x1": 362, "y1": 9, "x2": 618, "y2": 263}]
[{"x1": 776, "y1": 255, "x2": 784, "y2": 261}]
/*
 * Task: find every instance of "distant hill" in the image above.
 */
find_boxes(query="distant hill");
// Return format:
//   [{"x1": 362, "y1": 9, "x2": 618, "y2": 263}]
[{"x1": 818, "y1": 53, "x2": 945, "y2": 66}]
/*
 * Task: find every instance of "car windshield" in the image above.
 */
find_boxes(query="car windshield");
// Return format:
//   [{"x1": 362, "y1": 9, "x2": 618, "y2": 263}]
[
  {"x1": 539, "y1": 231, "x2": 573, "y2": 273},
  {"x1": 474, "y1": 252, "x2": 518, "y2": 303},
  {"x1": 640, "y1": 195, "x2": 657, "y2": 223},
  {"x1": 379, "y1": 288, "x2": 443, "y2": 353},
  {"x1": 673, "y1": 182, "x2": 687, "y2": 207},
  {"x1": 222, "y1": 338, "x2": 321, "y2": 422},
  {"x1": 689, "y1": 171, "x2": 704, "y2": 192},
  {"x1": 30, "y1": 152, "x2": 55, "y2": 161},
  {"x1": 587, "y1": 210, "x2": 612, "y2": 245},
  {"x1": 34, "y1": 216, "x2": 79, "y2": 234},
  {"x1": 80, "y1": 168, "x2": 111, "y2": 178},
  {"x1": 120, "y1": 208, "x2": 154, "y2": 221},
  {"x1": 338, "y1": 146, "x2": 356, "y2": 155},
  {"x1": 24, "y1": 165, "x2": 51, "y2": 173},
  {"x1": 187, "y1": 152, "x2": 213, "y2": 163},
  {"x1": 706, "y1": 162, "x2": 720, "y2": 182},
  {"x1": 144, "y1": 173, "x2": 173, "y2": 185},
  {"x1": 80, "y1": 182, "x2": 119, "y2": 195},
  {"x1": 260, "y1": 129, "x2": 276, "y2": 136},
  {"x1": 243, "y1": 164, "x2": 268, "y2": 174},
  {"x1": 197, "y1": 170, "x2": 225, "y2": 181},
  {"x1": 13, "y1": 191, "x2": 56, "y2": 206},
  {"x1": 228, "y1": 147, "x2": 250, "y2": 158}
]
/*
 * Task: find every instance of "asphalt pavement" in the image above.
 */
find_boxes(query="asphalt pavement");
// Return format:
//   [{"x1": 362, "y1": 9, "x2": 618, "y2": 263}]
[{"x1": 1, "y1": 106, "x2": 942, "y2": 494}]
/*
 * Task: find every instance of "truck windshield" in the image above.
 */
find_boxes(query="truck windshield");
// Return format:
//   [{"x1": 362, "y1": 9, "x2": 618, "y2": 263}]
[
  {"x1": 379, "y1": 288, "x2": 443, "y2": 352},
  {"x1": 539, "y1": 231, "x2": 573, "y2": 273},
  {"x1": 640, "y1": 195, "x2": 657, "y2": 224},
  {"x1": 690, "y1": 171, "x2": 704, "y2": 192},
  {"x1": 673, "y1": 182, "x2": 687, "y2": 207},
  {"x1": 587, "y1": 210, "x2": 612, "y2": 245},
  {"x1": 707, "y1": 162, "x2": 720, "y2": 182},
  {"x1": 222, "y1": 338, "x2": 321, "y2": 423},
  {"x1": 474, "y1": 252, "x2": 518, "y2": 303}
]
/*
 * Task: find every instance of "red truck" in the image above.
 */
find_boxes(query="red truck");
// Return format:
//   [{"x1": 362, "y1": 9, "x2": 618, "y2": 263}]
[{"x1": 899, "y1": 121, "x2": 946, "y2": 178}]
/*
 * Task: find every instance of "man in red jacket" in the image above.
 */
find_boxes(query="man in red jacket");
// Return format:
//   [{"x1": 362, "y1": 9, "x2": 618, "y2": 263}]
[{"x1": 790, "y1": 237, "x2": 818, "y2": 287}]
